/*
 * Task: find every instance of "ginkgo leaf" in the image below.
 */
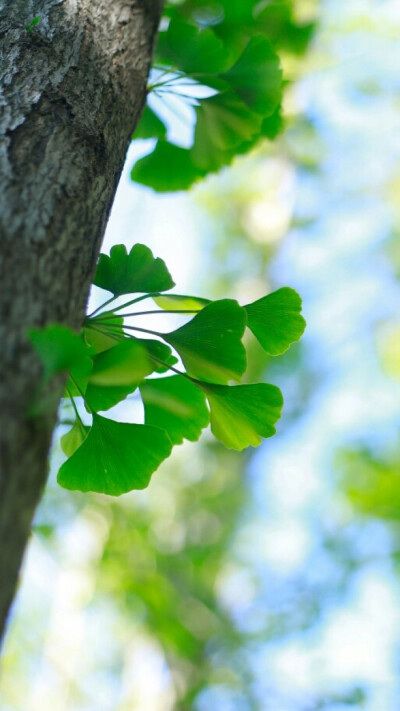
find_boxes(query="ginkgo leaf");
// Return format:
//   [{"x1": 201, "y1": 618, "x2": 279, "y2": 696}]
[
  {"x1": 245, "y1": 287, "x2": 306, "y2": 356},
  {"x1": 58, "y1": 414, "x2": 173, "y2": 494},
  {"x1": 222, "y1": 36, "x2": 282, "y2": 115},
  {"x1": 84, "y1": 314, "x2": 124, "y2": 353},
  {"x1": 199, "y1": 382, "x2": 283, "y2": 450},
  {"x1": 88, "y1": 339, "x2": 152, "y2": 386},
  {"x1": 131, "y1": 141, "x2": 205, "y2": 192},
  {"x1": 84, "y1": 383, "x2": 138, "y2": 413},
  {"x1": 192, "y1": 93, "x2": 262, "y2": 171},
  {"x1": 156, "y1": 18, "x2": 230, "y2": 74},
  {"x1": 30, "y1": 325, "x2": 92, "y2": 382},
  {"x1": 93, "y1": 243, "x2": 174, "y2": 296},
  {"x1": 135, "y1": 338, "x2": 179, "y2": 373},
  {"x1": 153, "y1": 294, "x2": 210, "y2": 311},
  {"x1": 140, "y1": 375, "x2": 209, "y2": 445},
  {"x1": 134, "y1": 105, "x2": 167, "y2": 140},
  {"x1": 165, "y1": 299, "x2": 247, "y2": 384},
  {"x1": 61, "y1": 420, "x2": 90, "y2": 457}
]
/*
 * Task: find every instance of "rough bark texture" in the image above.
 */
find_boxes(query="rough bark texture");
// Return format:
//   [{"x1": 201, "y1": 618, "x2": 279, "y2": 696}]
[{"x1": 0, "y1": 0, "x2": 162, "y2": 644}]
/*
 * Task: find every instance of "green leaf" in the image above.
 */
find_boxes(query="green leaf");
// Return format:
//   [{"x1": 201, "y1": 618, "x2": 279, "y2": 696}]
[
  {"x1": 261, "y1": 105, "x2": 284, "y2": 139},
  {"x1": 245, "y1": 287, "x2": 306, "y2": 356},
  {"x1": 93, "y1": 243, "x2": 174, "y2": 296},
  {"x1": 131, "y1": 141, "x2": 204, "y2": 192},
  {"x1": 89, "y1": 339, "x2": 152, "y2": 386},
  {"x1": 61, "y1": 420, "x2": 90, "y2": 457},
  {"x1": 222, "y1": 36, "x2": 282, "y2": 115},
  {"x1": 134, "y1": 105, "x2": 167, "y2": 140},
  {"x1": 165, "y1": 299, "x2": 247, "y2": 384},
  {"x1": 58, "y1": 414, "x2": 173, "y2": 494},
  {"x1": 192, "y1": 93, "x2": 262, "y2": 172},
  {"x1": 140, "y1": 375, "x2": 209, "y2": 445},
  {"x1": 30, "y1": 325, "x2": 92, "y2": 382},
  {"x1": 156, "y1": 18, "x2": 230, "y2": 74},
  {"x1": 199, "y1": 382, "x2": 283, "y2": 450},
  {"x1": 84, "y1": 314, "x2": 124, "y2": 353},
  {"x1": 84, "y1": 383, "x2": 138, "y2": 413},
  {"x1": 135, "y1": 338, "x2": 179, "y2": 373},
  {"x1": 153, "y1": 294, "x2": 210, "y2": 311}
]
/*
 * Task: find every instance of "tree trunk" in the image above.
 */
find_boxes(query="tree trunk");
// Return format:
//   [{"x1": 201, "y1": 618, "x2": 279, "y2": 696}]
[{"x1": 0, "y1": 0, "x2": 162, "y2": 645}]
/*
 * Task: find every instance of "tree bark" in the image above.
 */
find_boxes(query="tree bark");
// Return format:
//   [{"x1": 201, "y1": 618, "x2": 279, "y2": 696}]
[{"x1": 0, "y1": 0, "x2": 162, "y2": 645}]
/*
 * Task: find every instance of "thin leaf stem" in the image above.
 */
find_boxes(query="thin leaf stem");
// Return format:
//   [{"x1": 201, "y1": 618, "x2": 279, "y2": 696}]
[
  {"x1": 70, "y1": 374, "x2": 93, "y2": 415},
  {"x1": 88, "y1": 295, "x2": 117, "y2": 318},
  {"x1": 95, "y1": 308, "x2": 200, "y2": 321},
  {"x1": 66, "y1": 385, "x2": 84, "y2": 427},
  {"x1": 111, "y1": 293, "x2": 161, "y2": 314}
]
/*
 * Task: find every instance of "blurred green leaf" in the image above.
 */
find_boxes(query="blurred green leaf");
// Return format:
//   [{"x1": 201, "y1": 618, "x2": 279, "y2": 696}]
[
  {"x1": 61, "y1": 419, "x2": 90, "y2": 457},
  {"x1": 156, "y1": 18, "x2": 231, "y2": 74},
  {"x1": 192, "y1": 92, "x2": 262, "y2": 171},
  {"x1": 29, "y1": 325, "x2": 92, "y2": 382},
  {"x1": 245, "y1": 287, "x2": 306, "y2": 355},
  {"x1": 131, "y1": 141, "x2": 205, "y2": 192},
  {"x1": 58, "y1": 414, "x2": 173, "y2": 494},
  {"x1": 222, "y1": 35, "x2": 282, "y2": 115},
  {"x1": 199, "y1": 381, "x2": 283, "y2": 449},
  {"x1": 141, "y1": 375, "x2": 209, "y2": 444},
  {"x1": 134, "y1": 105, "x2": 167, "y2": 140},
  {"x1": 89, "y1": 338, "x2": 152, "y2": 386},
  {"x1": 165, "y1": 299, "x2": 247, "y2": 383},
  {"x1": 93, "y1": 243, "x2": 174, "y2": 296}
]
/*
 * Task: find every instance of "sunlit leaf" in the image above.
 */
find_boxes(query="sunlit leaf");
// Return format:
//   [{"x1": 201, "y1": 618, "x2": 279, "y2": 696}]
[
  {"x1": 135, "y1": 337, "x2": 179, "y2": 373},
  {"x1": 84, "y1": 383, "x2": 138, "y2": 413},
  {"x1": 165, "y1": 299, "x2": 247, "y2": 384},
  {"x1": 93, "y1": 243, "x2": 174, "y2": 296},
  {"x1": 89, "y1": 339, "x2": 152, "y2": 386},
  {"x1": 61, "y1": 419, "x2": 90, "y2": 457},
  {"x1": 141, "y1": 375, "x2": 209, "y2": 445},
  {"x1": 30, "y1": 325, "x2": 92, "y2": 382},
  {"x1": 222, "y1": 36, "x2": 282, "y2": 115},
  {"x1": 134, "y1": 105, "x2": 167, "y2": 140},
  {"x1": 199, "y1": 382, "x2": 283, "y2": 450},
  {"x1": 58, "y1": 414, "x2": 173, "y2": 494},
  {"x1": 245, "y1": 287, "x2": 306, "y2": 355},
  {"x1": 153, "y1": 294, "x2": 210, "y2": 311},
  {"x1": 84, "y1": 314, "x2": 124, "y2": 353},
  {"x1": 131, "y1": 141, "x2": 205, "y2": 192},
  {"x1": 156, "y1": 18, "x2": 230, "y2": 74}
]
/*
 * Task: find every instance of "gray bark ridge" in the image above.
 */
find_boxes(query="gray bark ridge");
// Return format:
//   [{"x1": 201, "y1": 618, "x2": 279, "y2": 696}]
[{"x1": 0, "y1": 0, "x2": 162, "y2": 644}]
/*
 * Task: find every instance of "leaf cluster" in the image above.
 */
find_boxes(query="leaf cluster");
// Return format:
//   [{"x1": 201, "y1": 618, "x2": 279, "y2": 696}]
[{"x1": 30, "y1": 244, "x2": 305, "y2": 496}]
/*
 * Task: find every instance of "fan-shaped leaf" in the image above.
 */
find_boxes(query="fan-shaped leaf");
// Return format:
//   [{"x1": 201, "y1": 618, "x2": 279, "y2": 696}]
[
  {"x1": 245, "y1": 287, "x2": 306, "y2": 356},
  {"x1": 61, "y1": 420, "x2": 90, "y2": 457},
  {"x1": 135, "y1": 338, "x2": 179, "y2": 373},
  {"x1": 93, "y1": 243, "x2": 174, "y2": 296},
  {"x1": 199, "y1": 382, "x2": 283, "y2": 450},
  {"x1": 156, "y1": 18, "x2": 230, "y2": 74},
  {"x1": 153, "y1": 294, "x2": 210, "y2": 311},
  {"x1": 131, "y1": 141, "x2": 204, "y2": 192},
  {"x1": 30, "y1": 325, "x2": 92, "y2": 382},
  {"x1": 84, "y1": 314, "x2": 124, "y2": 353},
  {"x1": 165, "y1": 299, "x2": 247, "y2": 384},
  {"x1": 192, "y1": 93, "x2": 262, "y2": 171},
  {"x1": 134, "y1": 105, "x2": 167, "y2": 140},
  {"x1": 58, "y1": 414, "x2": 173, "y2": 494},
  {"x1": 89, "y1": 339, "x2": 152, "y2": 386},
  {"x1": 222, "y1": 36, "x2": 282, "y2": 115},
  {"x1": 141, "y1": 375, "x2": 209, "y2": 445}
]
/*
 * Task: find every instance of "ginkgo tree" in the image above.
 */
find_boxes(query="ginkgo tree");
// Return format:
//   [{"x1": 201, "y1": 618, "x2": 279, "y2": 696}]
[{"x1": 0, "y1": 0, "x2": 314, "y2": 643}]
